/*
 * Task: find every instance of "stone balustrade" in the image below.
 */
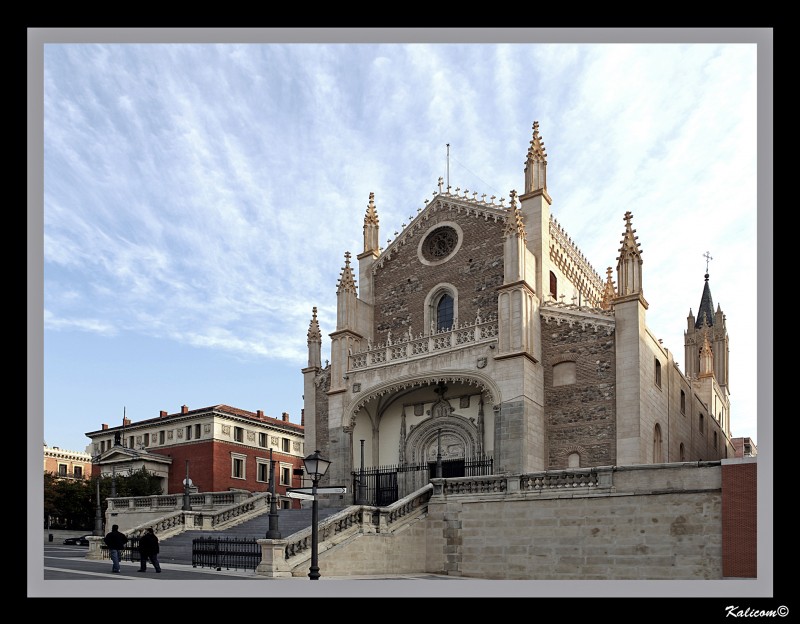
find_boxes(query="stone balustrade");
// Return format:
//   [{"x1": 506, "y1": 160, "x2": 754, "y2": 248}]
[{"x1": 349, "y1": 318, "x2": 498, "y2": 372}]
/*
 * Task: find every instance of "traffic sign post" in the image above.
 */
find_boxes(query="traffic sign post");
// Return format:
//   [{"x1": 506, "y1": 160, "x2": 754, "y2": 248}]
[
  {"x1": 286, "y1": 491, "x2": 314, "y2": 501},
  {"x1": 287, "y1": 487, "x2": 346, "y2": 496}
]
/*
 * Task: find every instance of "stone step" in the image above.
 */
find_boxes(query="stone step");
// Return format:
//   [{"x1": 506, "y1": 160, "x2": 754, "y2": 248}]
[{"x1": 154, "y1": 508, "x2": 340, "y2": 565}]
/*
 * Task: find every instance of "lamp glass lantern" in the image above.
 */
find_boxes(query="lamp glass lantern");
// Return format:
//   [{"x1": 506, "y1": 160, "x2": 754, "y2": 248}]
[{"x1": 302, "y1": 450, "x2": 331, "y2": 482}]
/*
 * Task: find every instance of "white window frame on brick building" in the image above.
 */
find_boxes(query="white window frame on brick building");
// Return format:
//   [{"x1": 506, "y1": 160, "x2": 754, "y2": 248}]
[
  {"x1": 280, "y1": 464, "x2": 291, "y2": 486},
  {"x1": 231, "y1": 453, "x2": 246, "y2": 479},
  {"x1": 256, "y1": 459, "x2": 269, "y2": 484}
]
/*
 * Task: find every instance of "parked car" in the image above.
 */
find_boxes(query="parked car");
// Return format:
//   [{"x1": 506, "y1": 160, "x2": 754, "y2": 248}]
[{"x1": 63, "y1": 534, "x2": 92, "y2": 546}]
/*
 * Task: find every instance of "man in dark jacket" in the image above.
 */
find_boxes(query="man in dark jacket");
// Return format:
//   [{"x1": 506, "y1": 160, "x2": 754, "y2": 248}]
[
  {"x1": 103, "y1": 524, "x2": 128, "y2": 573},
  {"x1": 137, "y1": 527, "x2": 162, "y2": 573}
]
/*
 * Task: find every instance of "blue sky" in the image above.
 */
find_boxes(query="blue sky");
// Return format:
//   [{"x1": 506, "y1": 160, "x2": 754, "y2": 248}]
[{"x1": 35, "y1": 32, "x2": 767, "y2": 456}]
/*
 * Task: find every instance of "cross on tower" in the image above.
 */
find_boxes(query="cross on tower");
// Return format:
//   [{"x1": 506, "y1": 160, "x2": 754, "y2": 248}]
[{"x1": 703, "y1": 251, "x2": 713, "y2": 273}]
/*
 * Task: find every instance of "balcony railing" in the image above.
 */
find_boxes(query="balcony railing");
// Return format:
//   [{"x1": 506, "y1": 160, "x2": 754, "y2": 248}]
[{"x1": 349, "y1": 317, "x2": 498, "y2": 372}]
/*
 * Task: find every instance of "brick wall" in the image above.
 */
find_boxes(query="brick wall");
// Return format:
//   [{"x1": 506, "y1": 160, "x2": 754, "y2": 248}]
[
  {"x1": 541, "y1": 317, "x2": 616, "y2": 468},
  {"x1": 372, "y1": 212, "x2": 504, "y2": 340},
  {"x1": 721, "y1": 459, "x2": 757, "y2": 578}
]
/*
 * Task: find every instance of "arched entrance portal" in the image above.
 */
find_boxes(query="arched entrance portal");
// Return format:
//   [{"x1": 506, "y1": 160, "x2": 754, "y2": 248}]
[{"x1": 349, "y1": 379, "x2": 495, "y2": 505}]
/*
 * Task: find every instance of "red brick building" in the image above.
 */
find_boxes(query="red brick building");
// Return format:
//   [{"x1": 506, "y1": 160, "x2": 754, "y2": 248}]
[{"x1": 86, "y1": 404, "x2": 307, "y2": 507}]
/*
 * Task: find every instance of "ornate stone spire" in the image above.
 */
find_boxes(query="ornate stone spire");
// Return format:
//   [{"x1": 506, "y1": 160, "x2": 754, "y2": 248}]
[
  {"x1": 503, "y1": 190, "x2": 527, "y2": 241},
  {"x1": 524, "y1": 121, "x2": 548, "y2": 195},
  {"x1": 337, "y1": 251, "x2": 357, "y2": 295},
  {"x1": 307, "y1": 306, "x2": 321, "y2": 343},
  {"x1": 615, "y1": 211, "x2": 643, "y2": 296},
  {"x1": 306, "y1": 307, "x2": 322, "y2": 369},
  {"x1": 600, "y1": 267, "x2": 616, "y2": 309},
  {"x1": 363, "y1": 192, "x2": 380, "y2": 254}
]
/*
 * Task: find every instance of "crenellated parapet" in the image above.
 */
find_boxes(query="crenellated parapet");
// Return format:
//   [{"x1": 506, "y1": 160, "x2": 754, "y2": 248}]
[
  {"x1": 540, "y1": 300, "x2": 615, "y2": 335},
  {"x1": 548, "y1": 216, "x2": 604, "y2": 305}
]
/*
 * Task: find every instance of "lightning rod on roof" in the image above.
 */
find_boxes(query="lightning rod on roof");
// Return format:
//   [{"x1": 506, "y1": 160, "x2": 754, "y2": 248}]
[{"x1": 446, "y1": 143, "x2": 450, "y2": 191}]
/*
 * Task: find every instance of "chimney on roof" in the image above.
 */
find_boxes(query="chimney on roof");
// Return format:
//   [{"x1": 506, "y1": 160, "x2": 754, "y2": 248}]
[
  {"x1": 102, "y1": 424, "x2": 108, "y2": 430},
  {"x1": 181, "y1": 405, "x2": 188, "y2": 414},
  {"x1": 123, "y1": 417, "x2": 131, "y2": 426},
  {"x1": 282, "y1": 412, "x2": 289, "y2": 422},
  {"x1": 160, "y1": 411, "x2": 167, "y2": 418},
  {"x1": 257, "y1": 410, "x2": 264, "y2": 419}
]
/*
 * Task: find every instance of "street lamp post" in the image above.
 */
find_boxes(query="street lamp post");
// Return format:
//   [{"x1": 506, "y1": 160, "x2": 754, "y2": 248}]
[
  {"x1": 358, "y1": 439, "x2": 365, "y2": 504},
  {"x1": 93, "y1": 476, "x2": 103, "y2": 536},
  {"x1": 302, "y1": 450, "x2": 331, "y2": 580},
  {"x1": 436, "y1": 428, "x2": 443, "y2": 478},
  {"x1": 182, "y1": 460, "x2": 192, "y2": 511},
  {"x1": 110, "y1": 465, "x2": 117, "y2": 498},
  {"x1": 266, "y1": 448, "x2": 281, "y2": 538}
]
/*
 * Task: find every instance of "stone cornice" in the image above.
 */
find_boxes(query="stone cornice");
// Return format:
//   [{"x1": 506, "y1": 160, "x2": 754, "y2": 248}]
[{"x1": 612, "y1": 291, "x2": 649, "y2": 309}]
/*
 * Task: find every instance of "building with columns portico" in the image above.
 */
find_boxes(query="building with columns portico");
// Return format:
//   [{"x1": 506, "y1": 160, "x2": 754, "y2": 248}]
[{"x1": 302, "y1": 121, "x2": 736, "y2": 505}]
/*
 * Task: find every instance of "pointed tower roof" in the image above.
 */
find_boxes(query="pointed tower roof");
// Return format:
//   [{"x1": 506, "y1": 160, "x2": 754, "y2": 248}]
[
  {"x1": 695, "y1": 272, "x2": 715, "y2": 328},
  {"x1": 337, "y1": 251, "x2": 357, "y2": 295}
]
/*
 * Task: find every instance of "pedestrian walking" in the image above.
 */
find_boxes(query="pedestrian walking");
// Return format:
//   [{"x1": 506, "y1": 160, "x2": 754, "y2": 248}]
[
  {"x1": 103, "y1": 524, "x2": 128, "y2": 574},
  {"x1": 137, "y1": 527, "x2": 162, "y2": 573}
]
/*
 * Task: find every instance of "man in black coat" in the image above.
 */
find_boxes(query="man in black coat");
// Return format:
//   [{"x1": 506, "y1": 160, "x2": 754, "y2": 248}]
[
  {"x1": 137, "y1": 527, "x2": 162, "y2": 573},
  {"x1": 103, "y1": 524, "x2": 128, "y2": 574}
]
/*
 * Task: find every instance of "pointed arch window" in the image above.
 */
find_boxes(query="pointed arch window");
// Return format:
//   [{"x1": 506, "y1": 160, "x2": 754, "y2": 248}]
[
  {"x1": 679, "y1": 443, "x2": 686, "y2": 461},
  {"x1": 549, "y1": 271, "x2": 558, "y2": 300},
  {"x1": 436, "y1": 293, "x2": 454, "y2": 331}
]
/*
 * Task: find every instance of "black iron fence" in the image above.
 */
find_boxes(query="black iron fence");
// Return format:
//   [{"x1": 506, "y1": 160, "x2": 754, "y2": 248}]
[
  {"x1": 352, "y1": 454, "x2": 493, "y2": 507},
  {"x1": 191, "y1": 536, "x2": 261, "y2": 571},
  {"x1": 100, "y1": 537, "x2": 141, "y2": 562}
]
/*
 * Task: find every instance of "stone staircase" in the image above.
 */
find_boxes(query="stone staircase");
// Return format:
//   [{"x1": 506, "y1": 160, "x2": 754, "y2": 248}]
[{"x1": 155, "y1": 507, "x2": 341, "y2": 566}]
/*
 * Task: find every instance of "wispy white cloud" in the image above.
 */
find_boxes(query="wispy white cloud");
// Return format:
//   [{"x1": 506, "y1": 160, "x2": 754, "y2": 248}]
[{"x1": 41, "y1": 40, "x2": 762, "y2": 452}]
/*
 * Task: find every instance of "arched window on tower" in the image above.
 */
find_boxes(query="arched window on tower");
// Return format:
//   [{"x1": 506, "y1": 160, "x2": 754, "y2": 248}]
[
  {"x1": 436, "y1": 293, "x2": 454, "y2": 331},
  {"x1": 679, "y1": 442, "x2": 686, "y2": 461},
  {"x1": 550, "y1": 271, "x2": 557, "y2": 301}
]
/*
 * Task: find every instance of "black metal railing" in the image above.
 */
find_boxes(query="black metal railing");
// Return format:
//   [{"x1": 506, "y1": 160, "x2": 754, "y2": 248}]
[
  {"x1": 191, "y1": 536, "x2": 261, "y2": 571},
  {"x1": 352, "y1": 454, "x2": 493, "y2": 507},
  {"x1": 100, "y1": 537, "x2": 141, "y2": 562}
]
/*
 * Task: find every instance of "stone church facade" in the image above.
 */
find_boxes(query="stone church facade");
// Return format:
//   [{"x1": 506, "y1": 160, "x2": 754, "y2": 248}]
[{"x1": 302, "y1": 121, "x2": 734, "y2": 502}]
